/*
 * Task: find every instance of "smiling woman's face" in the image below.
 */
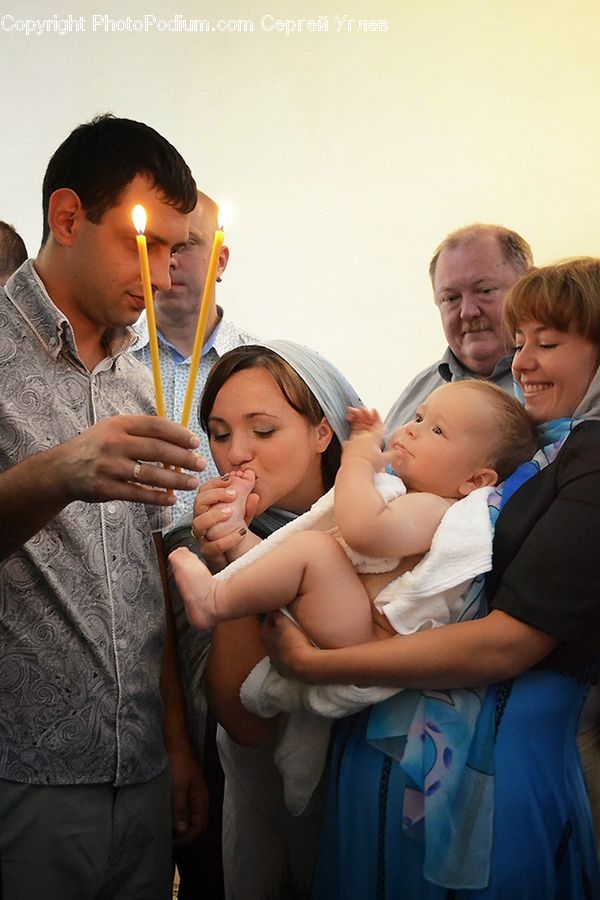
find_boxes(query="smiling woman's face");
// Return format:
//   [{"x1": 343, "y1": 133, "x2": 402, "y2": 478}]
[
  {"x1": 512, "y1": 321, "x2": 600, "y2": 423},
  {"x1": 206, "y1": 367, "x2": 332, "y2": 515}
]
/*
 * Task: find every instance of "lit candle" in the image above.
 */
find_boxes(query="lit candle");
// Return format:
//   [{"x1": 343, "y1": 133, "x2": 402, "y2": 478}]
[
  {"x1": 180, "y1": 204, "x2": 232, "y2": 428},
  {"x1": 132, "y1": 204, "x2": 166, "y2": 417}
]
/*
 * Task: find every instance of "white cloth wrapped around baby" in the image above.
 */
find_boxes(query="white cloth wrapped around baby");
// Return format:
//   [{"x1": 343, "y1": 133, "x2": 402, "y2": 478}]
[{"x1": 215, "y1": 473, "x2": 494, "y2": 815}]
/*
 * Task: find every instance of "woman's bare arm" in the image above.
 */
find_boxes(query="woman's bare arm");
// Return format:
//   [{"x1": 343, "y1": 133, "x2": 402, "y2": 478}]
[
  {"x1": 263, "y1": 609, "x2": 557, "y2": 689},
  {"x1": 205, "y1": 618, "x2": 276, "y2": 746}
]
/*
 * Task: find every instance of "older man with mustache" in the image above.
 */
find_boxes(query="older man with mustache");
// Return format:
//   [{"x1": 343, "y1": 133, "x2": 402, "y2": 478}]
[{"x1": 386, "y1": 223, "x2": 533, "y2": 429}]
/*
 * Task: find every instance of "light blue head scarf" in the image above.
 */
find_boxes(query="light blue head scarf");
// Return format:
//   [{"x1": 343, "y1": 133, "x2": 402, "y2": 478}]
[
  {"x1": 224, "y1": 339, "x2": 362, "y2": 535},
  {"x1": 259, "y1": 339, "x2": 362, "y2": 445}
]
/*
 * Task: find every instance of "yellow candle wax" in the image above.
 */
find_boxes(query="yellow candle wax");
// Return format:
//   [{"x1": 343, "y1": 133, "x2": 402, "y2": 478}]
[
  {"x1": 180, "y1": 226, "x2": 225, "y2": 427},
  {"x1": 132, "y1": 205, "x2": 166, "y2": 418}
]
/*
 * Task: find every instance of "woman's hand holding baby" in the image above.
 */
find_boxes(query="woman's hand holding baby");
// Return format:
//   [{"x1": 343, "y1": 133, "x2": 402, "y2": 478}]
[
  {"x1": 190, "y1": 473, "x2": 260, "y2": 571},
  {"x1": 204, "y1": 470, "x2": 256, "y2": 540},
  {"x1": 262, "y1": 611, "x2": 321, "y2": 682}
]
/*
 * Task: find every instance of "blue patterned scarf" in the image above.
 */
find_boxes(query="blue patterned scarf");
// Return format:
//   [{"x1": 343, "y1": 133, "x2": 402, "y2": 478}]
[{"x1": 366, "y1": 415, "x2": 579, "y2": 890}]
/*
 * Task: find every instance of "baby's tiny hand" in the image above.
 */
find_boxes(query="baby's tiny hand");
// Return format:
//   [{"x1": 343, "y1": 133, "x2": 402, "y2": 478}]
[
  {"x1": 342, "y1": 427, "x2": 385, "y2": 470},
  {"x1": 347, "y1": 406, "x2": 383, "y2": 434}
]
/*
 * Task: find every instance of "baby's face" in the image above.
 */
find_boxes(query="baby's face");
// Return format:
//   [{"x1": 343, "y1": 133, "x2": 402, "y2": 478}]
[{"x1": 387, "y1": 384, "x2": 497, "y2": 498}]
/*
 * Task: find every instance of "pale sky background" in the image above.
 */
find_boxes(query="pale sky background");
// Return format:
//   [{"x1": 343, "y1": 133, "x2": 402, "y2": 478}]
[{"x1": 1, "y1": 0, "x2": 599, "y2": 412}]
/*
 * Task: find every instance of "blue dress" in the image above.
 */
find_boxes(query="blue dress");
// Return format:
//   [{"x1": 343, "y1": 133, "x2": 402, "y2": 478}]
[
  {"x1": 313, "y1": 671, "x2": 599, "y2": 899},
  {"x1": 313, "y1": 424, "x2": 600, "y2": 899}
]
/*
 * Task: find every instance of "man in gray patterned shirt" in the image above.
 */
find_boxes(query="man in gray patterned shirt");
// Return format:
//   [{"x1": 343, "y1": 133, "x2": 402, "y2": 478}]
[{"x1": 0, "y1": 115, "x2": 208, "y2": 900}]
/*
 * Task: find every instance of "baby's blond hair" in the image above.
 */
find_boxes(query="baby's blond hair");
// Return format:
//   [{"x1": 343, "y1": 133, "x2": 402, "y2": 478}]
[{"x1": 452, "y1": 381, "x2": 537, "y2": 481}]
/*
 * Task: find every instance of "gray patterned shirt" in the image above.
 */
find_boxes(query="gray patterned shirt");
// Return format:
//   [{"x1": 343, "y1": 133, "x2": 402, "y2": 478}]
[{"x1": 0, "y1": 262, "x2": 170, "y2": 786}]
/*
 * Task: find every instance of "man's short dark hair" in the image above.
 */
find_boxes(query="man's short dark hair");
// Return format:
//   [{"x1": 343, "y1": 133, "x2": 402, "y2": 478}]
[
  {"x1": 0, "y1": 222, "x2": 28, "y2": 280},
  {"x1": 41, "y1": 114, "x2": 197, "y2": 244}
]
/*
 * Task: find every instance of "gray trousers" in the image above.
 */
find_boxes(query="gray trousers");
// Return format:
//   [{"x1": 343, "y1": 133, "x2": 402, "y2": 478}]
[{"x1": 0, "y1": 768, "x2": 172, "y2": 900}]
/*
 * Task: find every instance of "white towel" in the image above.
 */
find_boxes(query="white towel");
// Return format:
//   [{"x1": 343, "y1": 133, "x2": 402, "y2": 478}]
[
  {"x1": 237, "y1": 481, "x2": 494, "y2": 815},
  {"x1": 376, "y1": 484, "x2": 494, "y2": 633},
  {"x1": 240, "y1": 658, "x2": 399, "y2": 815}
]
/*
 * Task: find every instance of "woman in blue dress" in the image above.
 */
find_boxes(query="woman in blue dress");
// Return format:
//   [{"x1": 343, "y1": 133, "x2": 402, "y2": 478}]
[{"x1": 265, "y1": 258, "x2": 600, "y2": 899}]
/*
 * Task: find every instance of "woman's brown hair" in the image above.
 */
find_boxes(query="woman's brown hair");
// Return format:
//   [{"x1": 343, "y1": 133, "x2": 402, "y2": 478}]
[
  {"x1": 504, "y1": 257, "x2": 600, "y2": 344},
  {"x1": 199, "y1": 345, "x2": 341, "y2": 491}
]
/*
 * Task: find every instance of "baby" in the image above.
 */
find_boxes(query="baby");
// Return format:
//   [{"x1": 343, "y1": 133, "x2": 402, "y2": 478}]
[{"x1": 170, "y1": 381, "x2": 536, "y2": 649}]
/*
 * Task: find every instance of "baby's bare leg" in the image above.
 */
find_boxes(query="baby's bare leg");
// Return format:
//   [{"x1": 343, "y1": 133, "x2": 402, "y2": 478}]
[
  {"x1": 172, "y1": 530, "x2": 376, "y2": 647},
  {"x1": 169, "y1": 547, "x2": 219, "y2": 632},
  {"x1": 284, "y1": 531, "x2": 378, "y2": 648}
]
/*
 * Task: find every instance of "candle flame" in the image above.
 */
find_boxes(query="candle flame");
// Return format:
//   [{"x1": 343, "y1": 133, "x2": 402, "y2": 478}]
[
  {"x1": 132, "y1": 204, "x2": 147, "y2": 234},
  {"x1": 218, "y1": 201, "x2": 234, "y2": 231}
]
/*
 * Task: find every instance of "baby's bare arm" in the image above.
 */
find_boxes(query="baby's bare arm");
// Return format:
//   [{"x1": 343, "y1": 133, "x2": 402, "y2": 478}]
[
  {"x1": 335, "y1": 418, "x2": 389, "y2": 548},
  {"x1": 373, "y1": 491, "x2": 452, "y2": 557},
  {"x1": 337, "y1": 406, "x2": 452, "y2": 559},
  {"x1": 336, "y1": 444, "x2": 451, "y2": 560}
]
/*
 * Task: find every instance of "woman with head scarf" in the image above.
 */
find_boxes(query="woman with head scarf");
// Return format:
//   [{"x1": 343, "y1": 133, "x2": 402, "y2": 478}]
[{"x1": 175, "y1": 340, "x2": 361, "y2": 899}]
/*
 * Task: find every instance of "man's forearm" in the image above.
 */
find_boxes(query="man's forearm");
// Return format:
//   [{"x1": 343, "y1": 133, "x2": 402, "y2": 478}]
[
  {"x1": 0, "y1": 446, "x2": 72, "y2": 561},
  {"x1": 1, "y1": 413, "x2": 206, "y2": 562}
]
